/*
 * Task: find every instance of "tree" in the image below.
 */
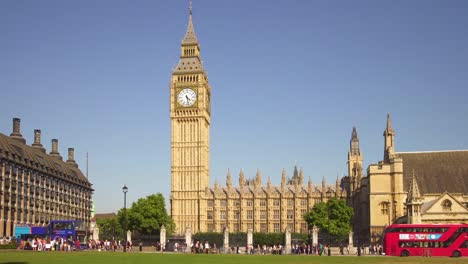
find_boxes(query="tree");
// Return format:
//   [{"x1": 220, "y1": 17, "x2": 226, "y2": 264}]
[
  {"x1": 96, "y1": 216, "x2": 123, "y2": 240},
  {"x1": 118, "y1": 193, "x2": 174, "y2": 236},
  {"x1": 303, "y1": 198, "x2": 354, "y2": 239}
]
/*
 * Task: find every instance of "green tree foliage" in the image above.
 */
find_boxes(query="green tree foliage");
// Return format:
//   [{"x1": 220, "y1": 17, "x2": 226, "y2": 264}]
[
  {"x1": 118, "y1": 193, "x2": 175, "y2": 236},
  {"x1": 303, "y1": 198, "x2": 353, "y2": 239},
  {"x1": 96, "y1": 217, "x2": 123, "y2": 240}
]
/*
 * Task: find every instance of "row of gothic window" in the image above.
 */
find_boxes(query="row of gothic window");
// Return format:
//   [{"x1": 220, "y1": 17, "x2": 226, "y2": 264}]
[{"x1": 207, "y1": 199, "x2": 309, "y2": 208}]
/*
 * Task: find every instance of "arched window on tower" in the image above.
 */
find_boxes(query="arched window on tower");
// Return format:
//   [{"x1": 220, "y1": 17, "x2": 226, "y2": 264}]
[{"x1": 442, "y1": 199, "x2": 452, "y2": 212}]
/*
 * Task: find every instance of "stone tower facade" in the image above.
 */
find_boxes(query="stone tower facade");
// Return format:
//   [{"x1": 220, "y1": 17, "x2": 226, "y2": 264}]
[
  {"x1": 170, "y1": 5, "x2": 211, "y2": 234},
  {"x1": 365, "y1": 114, "x2": 406, "y2": 241},
  {"x1": 348, "y1": 127, "x2": 363, "y2": 194}
]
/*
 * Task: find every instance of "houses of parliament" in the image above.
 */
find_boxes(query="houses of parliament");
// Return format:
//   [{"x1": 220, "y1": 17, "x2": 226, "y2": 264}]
[
  {"x1": 169, "y1": 5, "x2": 345, "y2": 235},
  {"x1": 169, "y1": 5, "x2": 468, "y2": 240}
]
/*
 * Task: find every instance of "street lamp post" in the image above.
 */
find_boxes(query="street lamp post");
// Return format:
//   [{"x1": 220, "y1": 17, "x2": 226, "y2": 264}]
[
  {"x1": 122, "y1": 185, "x2": 128, "y2": 252},
  {"x1": 327, "y1": 202, "x2": 331, "y2": 256}
]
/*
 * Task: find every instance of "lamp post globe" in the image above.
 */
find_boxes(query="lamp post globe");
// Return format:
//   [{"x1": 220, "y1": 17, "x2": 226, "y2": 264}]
[{"x1": 122, "y1": 185, "x2": 128, "y2": 252}]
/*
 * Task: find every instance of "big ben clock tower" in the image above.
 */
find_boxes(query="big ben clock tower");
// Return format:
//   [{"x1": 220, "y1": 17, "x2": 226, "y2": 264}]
[{"x1": 170, "y1": 4, "x2": 211, "y2": 234}]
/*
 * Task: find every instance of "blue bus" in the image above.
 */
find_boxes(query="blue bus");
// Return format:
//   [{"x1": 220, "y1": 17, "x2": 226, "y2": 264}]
[{"x1": 50, "y1": 220, "x2": 87, "y2": 242}]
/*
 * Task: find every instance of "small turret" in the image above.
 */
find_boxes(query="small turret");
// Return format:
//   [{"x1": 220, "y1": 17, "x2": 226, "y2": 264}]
[
  {"x1": 226, "y1": 169, "x2": 232, "y2": 191},
  {"x1": 239, "y1": 169, "x2": 245, "y2": 189},
  {"x1": 336, "y1": 176, "x2": 341, "y2": 198},
  {"x1": 255, "y1": 168, "x2": 262, "y2": 187},
  {"x1": 299, "y1": 167, "x2": 304, "y2": 185},
  {"x1": 322, "y1": 176, "x2": 326, "y2": 194},
  {"x1": 384, "y1": 113, "x2": 396, "y2": 162},
  {"x1": 214, "y1": 178, "x2": 219, "y2": 191},
  {"x1": 405, "y1": 170, "x2": 423, "y2": 224},
  {"x1": 281, "y1": 168, "x2": 286, "y2": 191},
  {"x1": 308, "y1": 177, "x2": 313, "y2": 193}
]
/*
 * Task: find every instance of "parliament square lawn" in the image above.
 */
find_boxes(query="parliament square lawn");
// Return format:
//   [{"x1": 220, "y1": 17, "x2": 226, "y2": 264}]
[{"x1": 1, "y1": 252, "x2": 467, "y2": 264}]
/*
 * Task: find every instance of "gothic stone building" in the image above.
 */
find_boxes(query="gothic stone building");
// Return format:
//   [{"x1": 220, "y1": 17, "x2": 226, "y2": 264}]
[
  {"x1": 0, "y1": 118, "x2": 93, "y2": 237},
  {"x1": 345, "y1": 114, "x2": 468, "y2": 243},
  {"x1": 169, "y1": 7, "x2": 344, "y2": 234}
]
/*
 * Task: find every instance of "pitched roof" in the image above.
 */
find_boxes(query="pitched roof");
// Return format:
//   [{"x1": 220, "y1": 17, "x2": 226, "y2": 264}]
[
  {"x1": 0, "y1": 132, "x2": 92, "y2": 190},
  {"x1": 396, "y1": 150, "x2": 468, "y2": 194}
]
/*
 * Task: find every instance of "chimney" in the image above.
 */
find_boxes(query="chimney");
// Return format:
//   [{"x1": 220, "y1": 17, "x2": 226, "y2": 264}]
[
  {"x1": 10, "y1": 118, "x2": 26, "y2": 144},
  {"x1": 32, "y1": 129, "x2": 46, "y2": 152},
  {"x1": 67, "y1": 148, "x2": 78, "y2": 168},
  {"x1": 50, "y1": 139, "x2": 62, "y2": 160}
]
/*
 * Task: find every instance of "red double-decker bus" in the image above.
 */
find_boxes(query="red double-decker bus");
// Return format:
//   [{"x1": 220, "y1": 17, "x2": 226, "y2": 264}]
[{"x1": 383, "y1": 224, "x2": 468, "y2": 257}]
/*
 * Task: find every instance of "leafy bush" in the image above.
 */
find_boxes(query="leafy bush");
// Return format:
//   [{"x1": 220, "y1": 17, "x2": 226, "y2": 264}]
[
  {"x1": 253, "y1": 232, "x2": 284, "y2": 246},
  {"x1": 192, "y1": 232, "x2": 223, "y2": 247},
  {"x1": 0, "y1": 243, "x2": 17, "y2": 249},
  {"x1": 228, "y1": 232, "x2": 246, "y2": 246},
  {"x1": 191, "y1": 232, "x2": 309, "y2": 248}
]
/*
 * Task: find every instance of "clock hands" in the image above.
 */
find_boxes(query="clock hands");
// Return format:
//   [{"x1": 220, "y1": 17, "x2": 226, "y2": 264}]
[{"x1": 185, "y1": 95, "x2": 191, "y2": 103}]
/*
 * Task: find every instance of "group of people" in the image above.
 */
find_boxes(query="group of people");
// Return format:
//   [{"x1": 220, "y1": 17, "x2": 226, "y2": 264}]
[
  {"x1": 18, "y1": 236, "x2": 80, "y2": 251},
  {"x1": 190, "y1": 240, "x2": 215, "y2": 253},
  {"x1": 87, "y1": 239, "x2": 133, "y2": 252},
  {"x1": 14, "y1": 237, "x2": 137, "y2": 252},
  {"x1": 0, "y1": 236, "x2": 13, "y2": 244}
]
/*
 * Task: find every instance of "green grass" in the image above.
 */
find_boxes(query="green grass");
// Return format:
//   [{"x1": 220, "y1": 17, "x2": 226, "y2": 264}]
[{"x1": 0, "y1": 251, "x2": 466, "y2": 264}]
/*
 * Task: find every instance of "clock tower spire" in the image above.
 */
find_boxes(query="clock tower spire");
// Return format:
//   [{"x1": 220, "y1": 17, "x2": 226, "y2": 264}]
[{"x1": 170, "y1": 2, "x2": 211, "y2": 234}]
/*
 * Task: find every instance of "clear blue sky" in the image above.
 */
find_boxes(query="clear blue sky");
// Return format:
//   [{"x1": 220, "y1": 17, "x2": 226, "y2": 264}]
[{"x1": 1, "y1": 1, "x2": 467, "y2": 213}]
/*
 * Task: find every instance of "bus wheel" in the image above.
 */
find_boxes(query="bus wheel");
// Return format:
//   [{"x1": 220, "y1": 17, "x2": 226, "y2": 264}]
[
  {"x1": 400, "y1": 250, "x2": 409, "y2": 257},
  {"x1": 452, "y1": 250, "x2": 461, "y2": 258}
]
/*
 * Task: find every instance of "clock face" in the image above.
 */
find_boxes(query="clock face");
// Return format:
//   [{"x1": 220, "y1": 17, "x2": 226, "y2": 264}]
[{"x1": 177, "y1": 88, "x2": 197, "y2": 107}]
